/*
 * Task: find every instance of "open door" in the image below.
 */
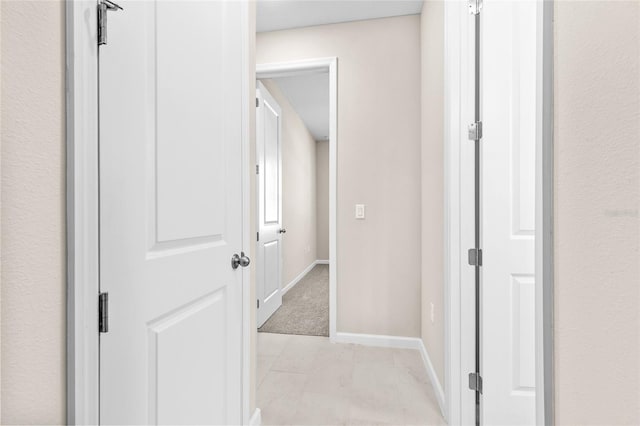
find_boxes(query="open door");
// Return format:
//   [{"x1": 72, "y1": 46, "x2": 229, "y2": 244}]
[
  {"x1": 98, "y1": 1, "x2": 245, "y2": 423},
  {"x1": 256, "y1": 81, "x2": 284, "y2": 327},
  {"x1": 479, "y1": 0, "x2": 539, "y2": 424}
]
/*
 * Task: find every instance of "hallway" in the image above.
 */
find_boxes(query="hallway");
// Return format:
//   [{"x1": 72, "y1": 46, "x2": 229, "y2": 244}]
[{"x1": 257, "y1": 333, "x2": 445, "y2": 425}]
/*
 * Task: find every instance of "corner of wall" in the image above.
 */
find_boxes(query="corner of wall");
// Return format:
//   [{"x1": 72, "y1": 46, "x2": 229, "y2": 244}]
[{"x1": 419, "y1": 0, "x2": 446, "y2": 386}]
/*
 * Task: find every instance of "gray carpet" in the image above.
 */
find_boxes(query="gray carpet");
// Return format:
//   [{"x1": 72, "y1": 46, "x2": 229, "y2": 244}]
[{"x1": 259, "y1": 264, "x2": 329, "y2": 337}]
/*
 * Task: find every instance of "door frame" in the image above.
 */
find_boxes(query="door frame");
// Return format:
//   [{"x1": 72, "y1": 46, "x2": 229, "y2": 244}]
[
  {"x1": 255, "y1": 57, "x2": 338, "y2": 339},
  {"x1": 443, "y1": 0, "x2": 554, "y2": 424},
  {"x1": 64, "y1": 1, "x2": 252, "y2": 423}
]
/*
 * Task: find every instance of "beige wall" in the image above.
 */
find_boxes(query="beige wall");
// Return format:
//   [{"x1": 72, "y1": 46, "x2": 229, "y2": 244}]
[
  {"x1": 420, "y1": 1, "x2": 445, "y2": 386},
  {"x1": 1, "y1": 1, "x2": 66, "y2": 423},
  {"x1": 554, "y1": 2, "x2": 640, "y2": 423},
  {"x1": 257, "y1": 15, "x2": 422, "y2": 337},
  {"x1": 316, "y1": 140, "x2": 329, "y2": 261},
  {"x1": 259, "y1": 79, "x2": 318, "y2": 286}
]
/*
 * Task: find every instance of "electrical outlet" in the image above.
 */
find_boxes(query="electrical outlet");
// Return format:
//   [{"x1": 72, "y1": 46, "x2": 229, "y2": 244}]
[{"x1": 430, "y1": 303, "x2": 435, "y2": 324}]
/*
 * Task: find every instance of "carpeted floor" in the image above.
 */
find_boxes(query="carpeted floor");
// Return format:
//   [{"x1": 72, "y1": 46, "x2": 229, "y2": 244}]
[{"x1": 258, "y1": 264, "x2": 329, "y2": 337}]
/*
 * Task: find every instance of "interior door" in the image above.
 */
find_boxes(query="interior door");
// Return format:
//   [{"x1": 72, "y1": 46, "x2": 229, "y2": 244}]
[
  {"x1": 481, "y1": 0, "x2": 538, "y2": 424},
  {"x1": 256, "y1": 81, "x2": 283, "y2": 327},
  {"x1": 98, "y1": 1, "x2": 245, "y2": 424}
]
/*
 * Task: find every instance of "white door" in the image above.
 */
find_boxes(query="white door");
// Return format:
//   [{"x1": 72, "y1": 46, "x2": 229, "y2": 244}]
[
  {"x1": 256, "y1": 81, "x2": 283, "y2": 327},
  {"x1": 98, "y1": 1, "x2": 245, "y2": 424},
  {"x1": 482, "y1": 1, "x2": 538, "y2": 424}
]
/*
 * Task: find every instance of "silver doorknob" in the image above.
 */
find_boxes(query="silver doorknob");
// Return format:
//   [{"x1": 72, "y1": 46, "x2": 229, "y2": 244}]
[
  {"x1": 279, "y1": 228, "x2": 287, "y2": 234},
  {"x1": 231, "y1": 252, "x2": 251, "y2": 269}
]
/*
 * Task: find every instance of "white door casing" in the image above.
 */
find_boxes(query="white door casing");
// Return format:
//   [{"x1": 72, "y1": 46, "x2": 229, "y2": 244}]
[
  {"x1": 98, "y1": 1, "x2": 244, "y2": 424},
  {"x1": 481, "y1": 0, "x2": 538, "y2": 424},
  {"x1": 256, "y1": 81, "x2": 284, "y2": 327},
  {"x1": 254, "y1": 58, "x2": 337, "y2": 338}
]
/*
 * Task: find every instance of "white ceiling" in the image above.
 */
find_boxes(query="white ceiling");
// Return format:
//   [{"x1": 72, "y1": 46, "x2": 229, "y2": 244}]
[
  {"x1": 257, "y1": 0, "x2": 423, "y2": 33},
  {"x1": 270, "y1": 73, "x2": 330, "y2": 141}
]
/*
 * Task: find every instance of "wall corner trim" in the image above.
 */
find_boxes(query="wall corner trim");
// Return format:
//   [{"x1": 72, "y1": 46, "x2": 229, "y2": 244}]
[{"x1": 418, "y1": 340, "x2": 446, "y2": 419}]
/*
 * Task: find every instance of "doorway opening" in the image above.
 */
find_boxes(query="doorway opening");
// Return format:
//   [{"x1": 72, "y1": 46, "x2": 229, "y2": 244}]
[{"x1": 255, "y1": 59, "x2": 338, "y2": 340}]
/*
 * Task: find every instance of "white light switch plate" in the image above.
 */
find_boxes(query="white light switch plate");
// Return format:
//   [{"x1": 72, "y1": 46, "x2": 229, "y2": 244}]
[{"x1": 355, "y1": 204, "x2": 365, "y2": 219}]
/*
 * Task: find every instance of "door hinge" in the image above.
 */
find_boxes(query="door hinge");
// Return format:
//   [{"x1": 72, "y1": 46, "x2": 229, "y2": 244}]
[
  {"x1": 256, "y1": 164, "x2": 259, "y2": 174},
  {"x1": 469, "y1": 372, "x2": 483, "y2": 393},
  {"x1": 97, "y1": 0, "x2": 123, "y2": 46},
  {"x1": 468, "y1": 248, "x2": 483, "y2": 266},
  {"x1": 257, "y1": 232, "x2": 260, "y2": 242},
  {"x1": 257, "y1": 299, "x2": 260, "y2": 309},
  {"x1": 468, "y1": 121, "x2": 483, "y2": 140},
  {"x1": 256, "y1": 98, "x2": 260, "y2": 108},
  {"x1": 468, "y1": 0, "x2": 483, "y2": 15},
  {"x1": 99, "y1": 292, "x2": 109, "y2": 333}
]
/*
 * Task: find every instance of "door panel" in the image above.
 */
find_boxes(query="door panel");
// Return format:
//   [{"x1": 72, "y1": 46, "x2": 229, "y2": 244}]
[
  {"x1": 511, "y1": 274, "x2": 536, "y2": 391},
  {"x1": 99, "y1": 1, "x2": 244, "y2": 424},
  {"x1": 149, "y1": 291, "x2": 226, "y2": 425},
  {"x1": 264, "y1": 102, "x2": 281, "y2": 224},
  {"x1": 263, "y1": 240, "x2": 281, "y2": 299},
  {"x1": 256, "y1": 81, "x2": 283, "y2": 327},
  {"x1": 482, "y1": 1, "x2": 538, "y2": 424},
  {"x1": 154, "y1": 1, "x2": 226, "y2": 243}
]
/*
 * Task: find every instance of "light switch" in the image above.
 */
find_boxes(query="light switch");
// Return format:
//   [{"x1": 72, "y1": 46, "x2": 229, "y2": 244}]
[{"x1": 355, "y1": 204, "x2": 365, "y2": 219}]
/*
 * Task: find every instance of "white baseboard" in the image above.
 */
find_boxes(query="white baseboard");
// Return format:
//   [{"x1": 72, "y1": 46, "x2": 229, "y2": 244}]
[
  {"x1": 418, "y1": 340, "x2": 446, "y2": 418},
  {"x1": 332, "y1": 332, "x2": 446, "y2": 419},
  {"x1": 281, "y1": 260, "x2": 328, "y2": 295},
  {"x1": 332, "y1": 332, "x2": 423, "y2": 350},
  {"x1": 248, "y1": 408, "x2": 261, "y2": 426}
]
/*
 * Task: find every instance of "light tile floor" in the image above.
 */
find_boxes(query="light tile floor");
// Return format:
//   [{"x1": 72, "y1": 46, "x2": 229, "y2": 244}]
[{"x1": 257, "y1": 332, "x2": 446, "y2": 426}]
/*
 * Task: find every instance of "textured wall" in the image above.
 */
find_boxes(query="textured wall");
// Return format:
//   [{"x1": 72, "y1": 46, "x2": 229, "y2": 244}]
[
  {"x1": 316, "y1": 140, "x2": 329, "y2": 261},
  {"x1": 420, "y1": 0, "x2": 445, "y2": 387},
  {"x1": 257, "y1": 15, "x2": 422, "y2": 337},
  {"x1": 260, "y1": 79, "x2": 318, "y2": 286},
  {"x1": 554, "y1": 1, "x2": 640, "y2": 423},
  {"x1": 1, "y1": 1, "x2": 66, "y2": 423}
]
